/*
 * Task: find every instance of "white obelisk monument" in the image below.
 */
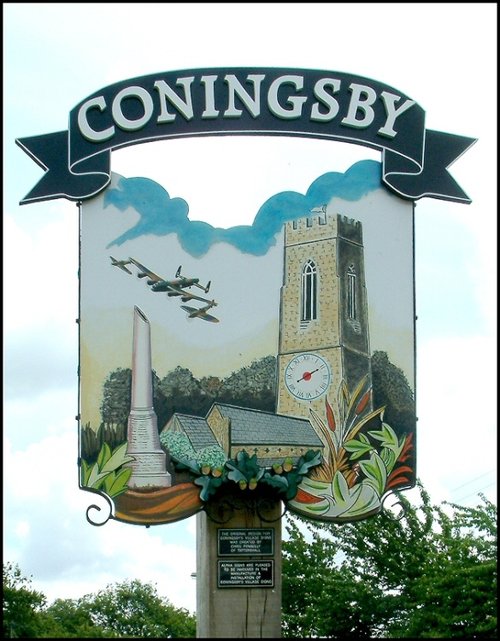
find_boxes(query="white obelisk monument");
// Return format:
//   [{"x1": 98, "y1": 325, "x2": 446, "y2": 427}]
[{"x1": 126, "y1": 306, "x2": 171, "y2": 489}]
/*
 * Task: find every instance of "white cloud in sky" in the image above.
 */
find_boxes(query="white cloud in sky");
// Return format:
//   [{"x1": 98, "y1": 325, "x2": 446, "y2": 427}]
[{"x1": 4, "y1": 432, "x2": 198, "y2": 611}]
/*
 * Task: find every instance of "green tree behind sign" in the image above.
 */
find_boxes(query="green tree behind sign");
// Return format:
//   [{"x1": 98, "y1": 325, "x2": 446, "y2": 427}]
[{"x1": 282, "y1": 482, "x2": 497, "y2": 638}]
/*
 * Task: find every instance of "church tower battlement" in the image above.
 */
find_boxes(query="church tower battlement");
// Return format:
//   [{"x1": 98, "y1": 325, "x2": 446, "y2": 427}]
[
  {"x1": 286, "y1": 208, "x2": 363, "y2": 247},
  {"x1": 276, "y1": 207, "x2": 372, "y2": 421}
]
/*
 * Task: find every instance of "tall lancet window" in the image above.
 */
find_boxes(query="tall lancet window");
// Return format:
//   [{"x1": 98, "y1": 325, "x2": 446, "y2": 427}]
[
  {"x1": 347, "y1": 264, "x2": 357, "y2": 320},
  {"x1": 301, "y1": 260, "x2": 317, "y2": 323}
]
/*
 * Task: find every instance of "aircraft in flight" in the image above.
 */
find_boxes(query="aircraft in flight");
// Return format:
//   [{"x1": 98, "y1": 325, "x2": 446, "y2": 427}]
[
  {"x1": 180, "y1": 300, "x2": 219, "y2": 323},
  {"x1": 127, "y1": 258, "x2": 211, "y2": 296},
  {"x1": 111, "y1": 256, "x2": 219, "y2": 321},
  {"x1": 110, "y1": 256, "x2": 133, "y2": 274}
]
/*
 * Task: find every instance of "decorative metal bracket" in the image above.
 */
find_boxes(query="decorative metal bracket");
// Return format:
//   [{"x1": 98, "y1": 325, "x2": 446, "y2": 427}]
[
  {"x1": 85, "y1": 491, "x2": 114, "y2": 526},
  {"x1": 381, "y1": 491, "x2": 408, "y2": 521},
  {"x1": 204, "y1": 489, "x2": 287, "y2": 524}
]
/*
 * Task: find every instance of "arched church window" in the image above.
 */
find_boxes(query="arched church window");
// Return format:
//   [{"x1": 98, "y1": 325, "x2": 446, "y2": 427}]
[{"x1": 301, "y1": 260, "x2": 317, "y2": 322}]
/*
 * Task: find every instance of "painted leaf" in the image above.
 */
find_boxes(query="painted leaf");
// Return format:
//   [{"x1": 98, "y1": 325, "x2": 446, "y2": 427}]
[
  {"x1": 380, "y1": 447, "x2": 397, "y2": 472},
  {"x1": 296, "y1": 450, "x2": 322, "y2": 475},
  {"x1": 343, "y1": 439, "x2": 372, "y2": 459},
  {"x1": 387, "y1": 464, "x2": 414, "y2": 489},
  {"x1": 293, "y1": 501, "x2": 330, "y2": 514},
  {"x1": 304, "y1": 478, "x2": 331, "y2": 491},
  {"x1": 367, "y1": 423, "x2": 399, "y2": 449},
  {"x1": 358, "y1": 451, "x2": 387, "y2": 495},
  {"x1": 226, "y1": 468, "x2": 247, "y2": 483},
  {"x1": 104, "y1": 467, "x2": 133, "y2": 498},
  {"x1": 101, "y1": 442, "x2": 135, "y2": 474},
  {"x1": 343, "y1": 406, "x2": 385, "y2": 443},
  {"x1": 194, "y1": 475, "x2": 223, "y2": 501},
  {"x1": 174, "y1": 457, "x2": 203, "y2": 475},
  {"x1": 309, "y1": 408, "x2": 338, "y2": 454},
  {"x1": 97, "y1": 442, "x2": 112, "y2": 469},
  {"x1": 346, "y1": 375, "x2": 369, "y2": 417},
  {"x1": 332, "y1": 470, "x2": 350, "y2": 504},
  {"x1": 81, "y1": 459, "x2": 91, "y2": 486},
  {"x1": 262, "y1": 473, "x2": 288, "y2": 491},
  {"x1": 335, "y1": 482, "x2": 381, "y2": 517},
  {"x1": 398, "y1": 432, "x2": 414, "y2": 462},
  {"x1": 86, "y1": 463, "x2": 110, "y2": 489}
]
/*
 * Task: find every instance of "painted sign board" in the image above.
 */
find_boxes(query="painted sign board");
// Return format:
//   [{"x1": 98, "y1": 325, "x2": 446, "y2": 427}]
[{"x1": 16, "y1": 67, "x2": 476, "y2": 527}]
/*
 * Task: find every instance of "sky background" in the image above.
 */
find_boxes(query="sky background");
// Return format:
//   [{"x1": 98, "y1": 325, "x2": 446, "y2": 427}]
[{"x1": 4, "y1": 2, "x2": 497, "y2": 615}]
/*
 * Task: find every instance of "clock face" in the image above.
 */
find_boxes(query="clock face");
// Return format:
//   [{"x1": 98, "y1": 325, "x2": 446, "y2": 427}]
[{"x1": 284, "y1": 353, "x2": 331, "y2": 400}]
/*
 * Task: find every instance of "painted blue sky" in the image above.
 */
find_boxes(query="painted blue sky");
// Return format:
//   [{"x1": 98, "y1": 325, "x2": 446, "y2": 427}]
[{"x1": 105, "y1": 160, "x2": 382, "y2": 256}]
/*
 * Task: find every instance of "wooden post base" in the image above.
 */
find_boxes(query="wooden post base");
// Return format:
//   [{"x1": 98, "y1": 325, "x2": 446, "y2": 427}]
[{"x1": 196, "y1": 496, "x2": 282, "y2": 638}]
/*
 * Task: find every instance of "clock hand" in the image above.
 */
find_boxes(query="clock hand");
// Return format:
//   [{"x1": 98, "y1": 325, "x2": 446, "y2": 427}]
[{"x1": 297, "y1": 368, "x2": 320, "y2": 383}]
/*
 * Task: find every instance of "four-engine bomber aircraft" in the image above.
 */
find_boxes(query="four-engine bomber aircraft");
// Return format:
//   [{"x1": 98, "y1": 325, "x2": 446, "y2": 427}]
[{"x1": 110, "y1": 256, "x2": 219, "y2": 322}]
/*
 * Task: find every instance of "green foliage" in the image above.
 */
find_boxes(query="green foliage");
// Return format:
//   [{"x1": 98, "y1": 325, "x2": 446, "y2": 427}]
[
  {"x1": 99, "y1": 356, "x2": 278, "y2": 435},
  {"x1": 164, "y1": 442, "x2": 322, "y2": 502},
  {"x1": 195, "y1": 444, "x2": 230, "y2": 469},
  {"x1": 160, "y1": 431, "x2": 197, "y2": 461},
  {"x1": 78, "y1": 579, "x2": 196, "y2": 638},
  {"x1": 99, "y1": 367, "x2": 132, "y2": 428},
  {"x1": 41, "y1": 598, "x2": 110, "y2": 637},
  {"x1": 3, "y1": 571, "x2": 195, "y2": 638},
  {"x1": 3, "y1": 562, "x2": 47, "y2": 638},
  {"x1": 282, "y1": 482, "x2": 497, "y2": 638},
  {"x1": 371, "y1": 350, "x2": 416, "y2": 438},
  {"x1": 81, "y1": 442, "x2": 134, "y2": 498},
  {"x1": 80, "y1": 422, "x2": 128, "y2": 464}
]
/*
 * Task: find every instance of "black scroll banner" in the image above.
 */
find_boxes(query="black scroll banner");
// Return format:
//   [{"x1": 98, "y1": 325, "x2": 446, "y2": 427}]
[{"x1": 16, "y1": 68, "x2": 476, "y2": 205}]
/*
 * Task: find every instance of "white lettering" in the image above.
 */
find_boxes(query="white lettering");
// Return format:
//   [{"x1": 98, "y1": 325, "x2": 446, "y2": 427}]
[
  {"x1": 341, "y1": 83, "x2": 377, "y2": 129},
  {"x1": 77, "y1": 96, "x2": 114, "y2": 142},
  {"x1": 268, "y1": 75, "x2": 308, "y2": 119},
  {"x1": 112, "y1": 86, "x2": 154, "y2": 131},
  {"x1": 311, "y1": 78, "x2": 341, "y2": 122},
  {"x1": 74, "y1": 72, "x2": 415, "y2": 148},
  {"x1": 224, "y1": 74, "x2": 264, "y2": 118},
  {"x1": 378, "y1": 91, "x2": 415, "y2": 138},
  {"x1": 154, "y1": 77, "x2": 195, "y2": 122},
  {"x1": 200, "y1": 75, "x2": 219, "y2": 118}
]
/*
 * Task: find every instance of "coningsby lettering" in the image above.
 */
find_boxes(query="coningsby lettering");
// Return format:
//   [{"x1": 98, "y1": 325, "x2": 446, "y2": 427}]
[{"x1": 77, "y1": 72, "x2": 415, "y2": 143}]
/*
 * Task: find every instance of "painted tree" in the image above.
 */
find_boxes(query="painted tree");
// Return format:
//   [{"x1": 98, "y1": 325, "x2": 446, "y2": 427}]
[
  {"x1": 282, "y1": 482, "x2": 497, "y2": 638},
  {"x1": 371, "y1": 350, "x2": 415, "y2": 437}
]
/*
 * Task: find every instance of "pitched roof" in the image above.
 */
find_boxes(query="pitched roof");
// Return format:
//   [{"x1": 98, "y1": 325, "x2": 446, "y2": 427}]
[
  {"x1": 172, "y1": 413, "x2": 219, "y2": 450},
  {"x1": 211, "y1": 403, "x2": 324, "y2": 448}
]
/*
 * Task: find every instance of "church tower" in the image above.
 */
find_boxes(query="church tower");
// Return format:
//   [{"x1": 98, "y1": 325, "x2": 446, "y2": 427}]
[{"x1": 276, "y1": 207, "x2": 372, "y2": 421}]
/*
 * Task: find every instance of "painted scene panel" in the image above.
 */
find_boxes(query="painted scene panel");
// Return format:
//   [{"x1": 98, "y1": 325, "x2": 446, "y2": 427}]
[{"x1": 79, "y1": 158, "x2": 416, "y2": 525}]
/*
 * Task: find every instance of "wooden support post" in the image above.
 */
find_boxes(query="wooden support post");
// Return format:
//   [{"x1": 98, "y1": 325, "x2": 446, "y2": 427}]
[{"x1": 196, "y1": 498, "x2": 282, "y2": 638}]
